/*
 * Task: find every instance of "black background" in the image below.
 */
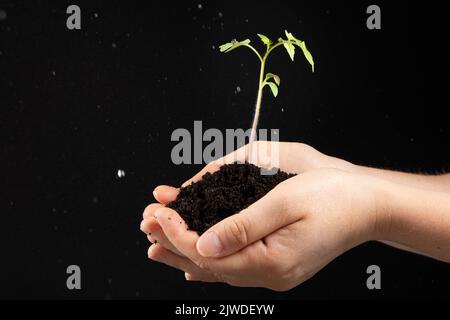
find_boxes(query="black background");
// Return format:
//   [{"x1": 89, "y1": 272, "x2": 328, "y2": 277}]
[{"x1": 1, "y1": 0, "x2": 449, "y2": 299}]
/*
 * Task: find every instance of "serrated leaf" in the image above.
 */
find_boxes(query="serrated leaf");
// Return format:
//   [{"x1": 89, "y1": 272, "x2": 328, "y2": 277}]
[
  {"x1": 266, "y1": 82, "x2": 278, "y2": 97},
  {"x1": 219, "y1": 39, "x2": 251, "y2": 53},
  {"x1": 257, "y1": 34, "x2": 272, "y2": 46},
  {"x1": 265, "y1": 73, "x2": 280, "y2": 86},
  {"x1": 298, "y1": 41, "x2": 314, "y2": 72},
  {"x1": 282, "y1": 40, "x2": 295, "y2": 61}
]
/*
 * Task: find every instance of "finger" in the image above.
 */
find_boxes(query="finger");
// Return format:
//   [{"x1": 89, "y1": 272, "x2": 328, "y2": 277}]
[
  {"x1": 154, "y1": 207, "x2": 202, "y2": 263},
  {"x1": 142, "y1": 203, "x2": 163, "y2": 219},
  {"x1": 156, "y1": 206, "x2": 264, "y2": 277},
  {"x1": 148, "y1": 244, "x2": 207, "y2": 276},
  {"x1": 141, "y1": 216, "x2": 185, "y2": 256},
  {"x1": 185, "y1": 272, "x2": 220, "y2": 283},
  {"x1": 196, "y1": 185, "x2": 298, "y2": 258},
  {"x1": 153, "y1": 185, "x2": 179, "y2": 204}
]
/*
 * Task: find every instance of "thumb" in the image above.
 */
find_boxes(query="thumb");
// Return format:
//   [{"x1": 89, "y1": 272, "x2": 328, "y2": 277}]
[{"x1": 196, "y1": 185, "x2": 296, "y2": 258}]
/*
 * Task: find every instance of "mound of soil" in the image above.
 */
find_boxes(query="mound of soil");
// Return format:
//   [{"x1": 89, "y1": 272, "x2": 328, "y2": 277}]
[{"x1": 167, "y1": 162, "x2": 295, "y2": 234}]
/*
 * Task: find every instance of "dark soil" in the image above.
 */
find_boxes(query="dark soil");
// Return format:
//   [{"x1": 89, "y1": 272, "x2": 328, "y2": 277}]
[{"x1": 167, "y1": 162, "x2": 296, "y2": 234}]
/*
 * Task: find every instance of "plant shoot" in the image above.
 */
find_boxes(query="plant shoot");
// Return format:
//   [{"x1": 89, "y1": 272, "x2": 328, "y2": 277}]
[{"x1": 219, "y1": 30, "x2": 314, "y2": 160}]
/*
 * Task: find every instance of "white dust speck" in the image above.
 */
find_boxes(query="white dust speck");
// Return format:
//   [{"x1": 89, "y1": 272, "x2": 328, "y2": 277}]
[
  {"x1": 51, "y1": 71, "x2": 56, "y2": 76},
  {"x1": 235, "y1": 86, "x2": 241, "y2": 94},
  {"x1": 218, "y1": 12, "x2": 223, "y2": 18},
  {"x1": 212, "y1": 45, "x2": 216, "y2": 50},
  {"x1": 111, "y1": 43, "x2": 117, "y2": 48},
  {"x1": 117, "y1": 169, "x2": 125, "y2": 178},
  {"x1": 281, "y1": 107, "x2": 284, "y2": 112},
  {"x1": 197, "y1": 4, "x2": 202, "y2": 9},
  {"x1": 245, "y1": 18, "x2": 249, "y2": 23},
  {"x1": 199, "y1": 67, "x2": 203, "y2": 72},
  {"x1": 0, "y1": 10, "x2": 7, "y2": 21},
  {"x1": 94, "y1": 13, "x2": 98, "y2": 18}
]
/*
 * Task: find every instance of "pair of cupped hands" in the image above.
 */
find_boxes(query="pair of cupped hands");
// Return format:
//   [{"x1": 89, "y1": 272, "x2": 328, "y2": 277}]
[{"x1": 140, "y1": 142, "x2": 391, "y2": 291}]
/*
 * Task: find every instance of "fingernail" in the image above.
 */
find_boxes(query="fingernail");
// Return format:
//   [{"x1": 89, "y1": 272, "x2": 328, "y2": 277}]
[
  {"x1": 139, "y1": 220, "x2": 146, "y2": 232},
  {"x1": 152, "y1": 186, "x2": 160, "y2": 200},
  {"x1": 197, "y1": 230, "x2": 223, "y2": 257}
]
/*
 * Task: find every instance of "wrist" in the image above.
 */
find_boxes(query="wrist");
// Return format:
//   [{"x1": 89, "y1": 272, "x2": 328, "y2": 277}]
[
  {"x1": 369, "y1": 178, "x2": 423, "y2": 241},
  {"x1": 357, "y1": 175, "x2": 397, "y2": 242},
  {"x1": 336, "y1": 173, "x2": 393, "y2": 246}
]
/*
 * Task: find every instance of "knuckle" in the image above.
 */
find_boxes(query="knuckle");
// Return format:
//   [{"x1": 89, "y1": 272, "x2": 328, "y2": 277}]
[
  {"x1": 194, "y1": 258, "x2": 210, "y2": 271},
  {"x1": 224, "y1": 216, "x2": 249, "y2": 247},
  {"x1": 212, "y1": 271, "x2": 228, "y2": 284}
]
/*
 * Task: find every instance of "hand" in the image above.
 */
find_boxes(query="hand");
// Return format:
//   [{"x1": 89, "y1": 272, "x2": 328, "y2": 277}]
[
  {"x1": 142, "y1": 168, "x2": 385, "y2": 291},
  {"x1": 140, "y1": 142, "x2": 353, "y2": 257}
]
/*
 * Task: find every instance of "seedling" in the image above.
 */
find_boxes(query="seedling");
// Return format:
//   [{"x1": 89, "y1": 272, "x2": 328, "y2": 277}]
[{"x1": 219, "y1": 30, "x2": 314, "y2": 159}]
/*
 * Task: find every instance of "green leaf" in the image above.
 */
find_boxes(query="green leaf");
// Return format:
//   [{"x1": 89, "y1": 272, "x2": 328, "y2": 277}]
[
  {"x1": 283, "y1": 30, "x2": 315, "y2": 72},
  {"x1": 257, "y1": 34, "x2": 272, "y2": 46},
  {"x1": 265, "y1": 82, "x2": 278, "y2": 97},
  {"x1": 219, "y1": 39, "x2": 251, "y2": 53},
  {"x1": 285, "y1": 30, "x2": 296, "y2": 42},
  {"x1": 265, "y1": 73, "x2": 280, "y2": 86},
  {"x1": 219, "y1": 42, "x2": 233, "y2": 52},
  {"x1": 298, "y1": 41, "x2": 315, "y2": 72},
  {"x1": 282, "y1": 40, "x2": 296, "y2": 61}
]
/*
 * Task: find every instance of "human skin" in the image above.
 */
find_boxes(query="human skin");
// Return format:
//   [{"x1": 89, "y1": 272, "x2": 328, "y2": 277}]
[{"x1": 140, "y1": 142, "x2": 450, "y2": 290}]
